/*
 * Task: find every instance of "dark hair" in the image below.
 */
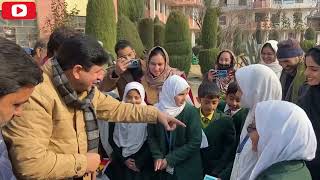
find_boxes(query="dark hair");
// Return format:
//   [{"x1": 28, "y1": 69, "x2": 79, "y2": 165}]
[
  {"x1": 47, "y1": 26, "x2": 80, "y2": 58},
  {"x1": 198, "y1": 82, "x2": 220, "y2": 99},
  {"x1": 226, "y1": 81, "x2": 238, "y2": 95},
  {"x1": 261, "y1": 43, "x2": 275, "y2": 53},
  {"x1": 0, "y1": 37, "x2": 43, "y2": 96},
  {"x1": 149, "y1": 47, "x2": 166, "y2": 62},
  {"x1": 216, "y1": 50, "x2": 235, "y2": 68},
  {"x1": 114, "y1": 40, "x2": 133, "y2": 55},
  {"x1": 305, "y1": 46, "x2": 320, "y2": 66},
  {"x1": 31, "y1": 39, "x2": 47, "y2": 57},
  {"x1": 57, "y1": 35, "x2": 109, "y2": 71}
]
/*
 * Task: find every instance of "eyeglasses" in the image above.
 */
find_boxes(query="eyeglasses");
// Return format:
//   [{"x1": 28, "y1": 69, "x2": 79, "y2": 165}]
[{"x1": 247, "y1": 122, "x2": 256, "y2": 134}]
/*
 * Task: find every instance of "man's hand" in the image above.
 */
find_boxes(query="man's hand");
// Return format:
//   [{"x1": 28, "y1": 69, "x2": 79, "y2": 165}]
[
  {"x1": 157, "y1": 111, "x2": 186, "y2": 131},
  {"x1": 160, "y1": 159, "x2": 168, "y2": 170},
  {"x1": 154, "y1": 159, "x2": 163, "y2": 171},
  {"x1": 86, "y1": 153, "x2": 101, "y2": 173},
  {"x1": 125, "y1": 158, "x2": 140, "y2": 172},
  {"x1": 114, "y1": 58, "x2": 130, "y2": 76}
]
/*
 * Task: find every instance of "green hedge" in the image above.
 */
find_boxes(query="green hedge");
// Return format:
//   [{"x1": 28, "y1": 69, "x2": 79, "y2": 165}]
[
  {"x1": 164, "y1": 11, "x2": 192, "y2": 75},
  {"x1": 305, "y1": 27, "x2": 316, "y2": 41},
  {"x1": 154, "y1": 23, "x2": 165, "y2": 46},
  {"x1": 201, "y1": 7, "x2": 219, "y2": 49},
  {"x1": 300, "y1": 40, "x2": 316, "y2": 53},
  {"x1": 198, "y1": 48, "x2": 219, "y2": 75},
  {"x1": 85, "y1": 0, "x2": 116, "y2": 57},
  {"x1": 117, "y1": 15, "x2": 145, "y2": 57},
  {"x1": 138, "y1": 18, "x2": 154, "y2": 50}
]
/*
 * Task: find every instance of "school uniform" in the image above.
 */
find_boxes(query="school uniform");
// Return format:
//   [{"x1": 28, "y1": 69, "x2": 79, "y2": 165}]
[
  {"x1": 107, "y1": 82, "x2": 154, "y2": 180},
  {"x1": 198, "y1": 108, "x2": 236, "y2": 178},
  {"x1": 148, "y1": 75, "x2": 203, "y2": 180}
]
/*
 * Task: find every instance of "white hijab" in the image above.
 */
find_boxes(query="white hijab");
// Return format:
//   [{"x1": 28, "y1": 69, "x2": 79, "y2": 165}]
[
  {"x1": 260, "y1": 40, "x2": 283, "y2": 78},
  {"x1": 113, "y1": 82, "x2": 148, "y2": 157},
  {"x1": 249, "y1": 100, "x2": 317, "y2": 180},
  {"x1": 155, "y1": 75, "x2": 190, "y2": 117},
  {"x1": 231, "y1": 64, "x2": 282, "y2": 180}
]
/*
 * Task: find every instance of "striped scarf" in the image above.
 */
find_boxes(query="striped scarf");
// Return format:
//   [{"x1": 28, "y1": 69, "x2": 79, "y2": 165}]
[{"x1": 51, "y1": 58, "x2": 99, "y2": 153}]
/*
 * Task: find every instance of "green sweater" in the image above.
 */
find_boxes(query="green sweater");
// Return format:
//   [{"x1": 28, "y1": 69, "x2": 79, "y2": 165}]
[
  {"x1": 147, "y1": 104, "x2": 203, "y2": 180},
  {"x1": 198, "y1": 108, "x2": 236, "y2": 178},
  {"x1": 256, "y1": 160, "x2": 312, "y2": 180}
]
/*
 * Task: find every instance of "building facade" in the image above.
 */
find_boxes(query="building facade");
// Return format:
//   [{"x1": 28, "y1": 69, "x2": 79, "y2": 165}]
[{"x1": 214, "y1": 0, "x2": 317, "y2": 42}]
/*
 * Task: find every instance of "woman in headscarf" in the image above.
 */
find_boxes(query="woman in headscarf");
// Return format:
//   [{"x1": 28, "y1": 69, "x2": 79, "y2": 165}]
[
  {"x1": 260, "y1": 40, "x2": 282, "y2": 78},
  {"x1": 230, "y1": 64, "x2": 282, "y2": 180},
  {"x1": 147, "y1": 75, "x2": 202, "y2": 180},
  {"x1": 204, "y1": 49, "x2": 236, "y2": 97},
  {"x1": 141, "y1": 46, "x2": 194, "y2": 105},
  {"x1": 108, "y1": 82, "x2": 154, "y2": 180},
  {"x1": 298, "y1": 46, "x2": 320, "y2": 179},
  {"x1": 248, "y1": 100, "x2": 316, "y2": 180}
]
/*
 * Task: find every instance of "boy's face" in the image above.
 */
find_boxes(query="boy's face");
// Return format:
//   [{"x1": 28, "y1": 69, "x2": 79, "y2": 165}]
[
  {"x1": 197, "y1": 97, "x2": 219, "y2": 116},
  {"x1": 226, "y1": 93, "x2": 241, "y2": 111}
]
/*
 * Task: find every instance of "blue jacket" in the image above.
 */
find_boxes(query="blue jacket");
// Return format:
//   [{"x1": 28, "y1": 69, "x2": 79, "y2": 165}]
[{"x1": 0, "y1": 132, "x2": 16, "y2": 180}]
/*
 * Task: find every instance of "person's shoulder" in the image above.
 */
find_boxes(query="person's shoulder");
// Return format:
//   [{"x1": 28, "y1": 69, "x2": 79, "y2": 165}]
[{"x1": 256, "y1": 160, "x2": 311, "y2": 180}]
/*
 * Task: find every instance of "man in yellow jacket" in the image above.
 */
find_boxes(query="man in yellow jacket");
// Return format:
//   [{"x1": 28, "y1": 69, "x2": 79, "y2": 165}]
[{"x1": 2, "y1": 35, "x2": 184, "y2": 180}]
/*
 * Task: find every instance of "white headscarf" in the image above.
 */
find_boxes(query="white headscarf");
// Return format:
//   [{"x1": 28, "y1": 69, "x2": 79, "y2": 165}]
[
  {"x1": 155, "y1": 75, "x2": 190, "y2": 117},
  {"x1": 260, "y1": 40, "x2": 283, "y2": 78},
  {"x1": 231, "y1": 64, "x2": 282, "y2": 180},
  {"x1": 249, "y1": 100, "x2": 317, "y2": 180},
  {"x1": 113, "y1": 82, "x2": 148, "y2": 157}
]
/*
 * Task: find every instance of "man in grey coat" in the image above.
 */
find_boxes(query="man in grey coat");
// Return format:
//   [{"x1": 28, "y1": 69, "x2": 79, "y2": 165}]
[{"x1": 0, "y1": 37, "x2": 43, "y2": 179}]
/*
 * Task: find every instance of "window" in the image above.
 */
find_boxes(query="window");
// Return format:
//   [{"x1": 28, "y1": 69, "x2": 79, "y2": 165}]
[
  {"x1": 219, "y1": 0, "x2": 227, "y2": 6},
  {"x1": 238, "y1": 15, "x2": 246, "y2": 24},
  {"x1": 273, "y1": 0, "x2": 282, "y2": 4},
  {"x1": 219, "y1": 16, "x2": 227, "y2": 25},
  {"x1": 239, "y1": 0, "x2": 247, "y2": 5},
  {"x1": 255, "y1": 13, "x2": 266, "y2": 22},
  {"x1": 271, "y1": 13, "x2": 280, "y2": 23},
  {"x1": 160, "y1": 2, "x2": 163, "y2": 13},
  {"x1": 295, "y1": 0, "x2": 303, "y2": 2}
]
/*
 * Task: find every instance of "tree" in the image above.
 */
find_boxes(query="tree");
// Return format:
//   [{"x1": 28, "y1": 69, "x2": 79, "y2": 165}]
[
  {"x1": 86, "y1": 0, "x2": 116, "y2": 56},
  {"x1": 233, "y1": 27, "x2": 244, "y2": 55},
  {"x1": 201, "y1": 7, "x2": 219, "y2": 49},
  {"x1": 42, "y1": 0, "x2": 79, "y2": 33},
  {"x1": 154, "y1": 16, "x2": 165, "y2": 46},
  {"x1": 305, "y1": 27, "x2": 316, "y2": 40},
  {"x1": 164, "y1": 11, "x2": 192, "y2": 75},
  {"x1": 117, "y1": 15, "x2": 145, "y2": 57},
  {"x1": 199, "y1": 7, "x2": 219, "y2": 75},
  {"x1": 118, "y1": 0, "x2": 145, "y2": 23},
  {"x1": 269, "y1": 29, "x2": 280, "y2": 41},
  {"x1": 300, "y1": 40, "x2": 316, "y2": 52},
  {"x1": 138, "y1": 18, "x2": 154, "y2": 50}
]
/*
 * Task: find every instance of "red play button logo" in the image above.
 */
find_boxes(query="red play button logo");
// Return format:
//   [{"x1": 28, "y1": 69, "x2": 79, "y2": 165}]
[{"x1": 2, "y1": 2, "x2": 36, "y2": 20}]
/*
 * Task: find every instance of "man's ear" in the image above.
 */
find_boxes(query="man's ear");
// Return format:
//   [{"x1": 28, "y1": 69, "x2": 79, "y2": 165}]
[{"x1": 72, "y1": 65, "x2": 83, "y2": 80}]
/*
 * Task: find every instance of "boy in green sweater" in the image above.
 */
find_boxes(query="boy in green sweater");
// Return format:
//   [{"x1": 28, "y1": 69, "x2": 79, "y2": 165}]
[{"x1": 196, "y1": 82, "x2": 236, "y2": 179}]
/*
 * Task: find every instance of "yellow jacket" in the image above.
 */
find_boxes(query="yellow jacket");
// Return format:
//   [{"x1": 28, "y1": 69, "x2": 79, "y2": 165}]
[{"x1": 2, "y1": 61, "x2": 158, "y2": 180}]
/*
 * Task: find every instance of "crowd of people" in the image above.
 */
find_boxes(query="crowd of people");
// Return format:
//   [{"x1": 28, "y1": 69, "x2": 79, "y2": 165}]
[{"x1": 0, "y1": 26, "x2": 319, "y2": 180}]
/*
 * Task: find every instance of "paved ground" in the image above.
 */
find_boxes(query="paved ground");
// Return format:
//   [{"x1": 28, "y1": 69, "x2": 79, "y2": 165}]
[{"x1": 187, "y1": 65, "x2": 203, "y2": 107}]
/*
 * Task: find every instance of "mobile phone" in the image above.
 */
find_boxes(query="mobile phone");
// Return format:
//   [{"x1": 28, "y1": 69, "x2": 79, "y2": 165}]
[
  {"x1": 209, "y1": 69, "x2": 228, "y2": 78},
  {"x1": 203, "y1": 174, "x2": 218, "y2": 180}
]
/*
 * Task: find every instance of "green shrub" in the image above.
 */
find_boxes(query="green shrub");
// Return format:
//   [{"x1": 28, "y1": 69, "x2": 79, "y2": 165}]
[
  {"x1": 117, "y1": 15, "x2": 145, "y2": 57},
  {"x1": 198, "y1": 48, "x2": 219, "y2": 75}
]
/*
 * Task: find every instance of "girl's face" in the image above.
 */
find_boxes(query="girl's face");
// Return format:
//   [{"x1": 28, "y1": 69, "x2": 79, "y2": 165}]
[
  {"x1": 305, "y1": 55, "x2": 320, "y2": 86},
  {"x1": 247, "y1": 122, "x2": 259, "y2": 152},
  {"x1": 149, "y1": 54, "x2": 166, "y2": 77},
  {"x1": 125, "y1": 89, "x2": 142, "y2": 105},
  {"x1": 218, "y1": 52, "x2": 232, "y2": 65},
  {"x1": 261, "y1": 46, "x2": 276, "y2": 64},
  {"x1": 174, "y1": 88, "x2": 189, "y2": 107}
]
